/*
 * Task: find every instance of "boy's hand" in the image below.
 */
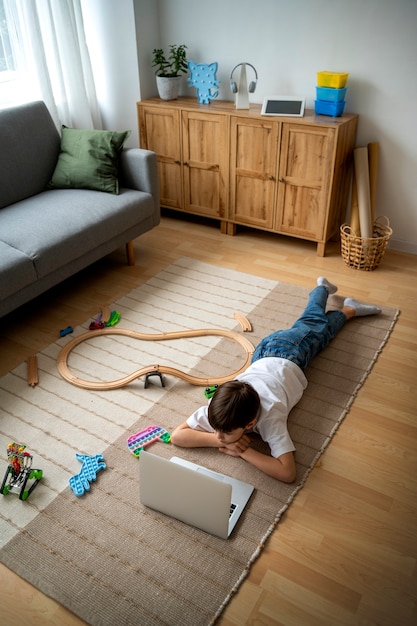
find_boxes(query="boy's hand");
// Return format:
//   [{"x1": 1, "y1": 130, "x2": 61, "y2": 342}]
[{"x1": 219, "y1": 434, "x2": 251, "y2": 457}]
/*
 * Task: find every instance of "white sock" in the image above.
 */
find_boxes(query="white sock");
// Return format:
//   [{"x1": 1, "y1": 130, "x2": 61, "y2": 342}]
[
  {"x1": 317, "y1": 276, "x2": 338, "y2": 294},
  {"x1": 344, "y1": 297, "x2": 382, "y2": 317}
]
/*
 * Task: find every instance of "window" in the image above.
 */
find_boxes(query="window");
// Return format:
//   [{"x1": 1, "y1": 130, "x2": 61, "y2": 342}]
[
  {"x1": 0, "y1": 0, "x2": 18, "y2": 107},
  {"x1": 0, "y1": 0, "x2": 14, "y2": 73},
  {"x1": 0, "y1": 0, "x2": 100, "y2": 126}
]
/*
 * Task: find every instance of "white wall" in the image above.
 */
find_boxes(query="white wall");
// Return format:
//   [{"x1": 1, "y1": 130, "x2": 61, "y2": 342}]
[
  {"x1": 81, "y1": 0, "x2": 145, "y2": 148},
  {"x1": 84, "y1": 0, "x2": 417, "y2": 253}
]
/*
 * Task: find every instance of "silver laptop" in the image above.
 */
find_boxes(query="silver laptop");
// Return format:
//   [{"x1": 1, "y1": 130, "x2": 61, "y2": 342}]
[{"x1": 139, "y1": 451, "x2": 254, "y2": 539}]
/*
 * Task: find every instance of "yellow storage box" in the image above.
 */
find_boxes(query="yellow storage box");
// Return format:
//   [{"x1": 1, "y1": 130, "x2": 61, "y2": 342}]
[{"x1": 317, "y1": 71, "x2": 349, "y2": 89}]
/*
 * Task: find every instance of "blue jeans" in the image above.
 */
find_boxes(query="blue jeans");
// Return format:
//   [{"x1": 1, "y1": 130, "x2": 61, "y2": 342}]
[{"x1": 251, "y1": 286, "x2": 347, "y2": 370}]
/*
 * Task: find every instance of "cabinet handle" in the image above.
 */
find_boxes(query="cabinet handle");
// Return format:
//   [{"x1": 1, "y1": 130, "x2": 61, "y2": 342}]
[
  {"x1": 183, "y1": 161, "x2": 189, "y2": 166},
  {"x1": 269, "y1": 175, "x2": 275, "y2": 181},
  {"x1": 174, "y1": 160, "x2": 180, "y2": 164},
  {"x1": 279, "y1": 177, "x2": 285, "y2": 183}
]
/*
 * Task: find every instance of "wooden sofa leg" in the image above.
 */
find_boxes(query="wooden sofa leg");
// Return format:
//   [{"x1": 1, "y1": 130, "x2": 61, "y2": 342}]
[{"x1": 126, "y1": 241, "x2": 135, "y2": 266}]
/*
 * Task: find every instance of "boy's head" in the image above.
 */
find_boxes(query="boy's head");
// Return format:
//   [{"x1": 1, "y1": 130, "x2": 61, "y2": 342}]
[{"x1": 208, "y1": 381, "x2": 260, "y2": 443}]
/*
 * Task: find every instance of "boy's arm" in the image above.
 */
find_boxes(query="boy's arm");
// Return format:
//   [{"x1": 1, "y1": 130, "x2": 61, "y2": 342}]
[
  {"x1": 220, "y1": 441, "x2": 296, "y2": 483},
  {"x1": 171, "y1": 421, "x2": 220, "y2": 448},
  {"x1": 240, "y1": 448, "x2": 296, "y2": 483},
  {"x1": 172, "y1": 423, "x2": 296, "y2": 483}
]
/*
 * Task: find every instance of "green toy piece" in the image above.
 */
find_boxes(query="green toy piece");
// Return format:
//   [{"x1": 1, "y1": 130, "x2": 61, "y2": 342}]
[{"x1": 204, "y1": 384, "x2": 218, "y2": 399}]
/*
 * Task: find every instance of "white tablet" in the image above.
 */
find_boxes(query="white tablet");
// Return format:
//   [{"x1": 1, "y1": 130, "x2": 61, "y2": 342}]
[{"x1": 261, "y1": 96, "x2": 305, "y2": 117}]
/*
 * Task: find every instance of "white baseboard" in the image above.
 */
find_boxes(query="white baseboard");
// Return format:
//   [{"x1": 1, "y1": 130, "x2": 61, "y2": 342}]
[{"x1": 388, "y1": 238, "x2": 417, "y2": 255}]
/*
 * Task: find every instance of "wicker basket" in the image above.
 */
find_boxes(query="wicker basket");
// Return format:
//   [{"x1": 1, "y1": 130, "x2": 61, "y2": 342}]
[{"x1": 340, "y1": 216, "x2": 392, "y2": 271}]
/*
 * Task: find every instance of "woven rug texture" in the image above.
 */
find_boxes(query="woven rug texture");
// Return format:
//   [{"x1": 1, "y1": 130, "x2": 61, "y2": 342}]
[{"x1": 0, "y1": 258, "x2": 398, "y2": 625}]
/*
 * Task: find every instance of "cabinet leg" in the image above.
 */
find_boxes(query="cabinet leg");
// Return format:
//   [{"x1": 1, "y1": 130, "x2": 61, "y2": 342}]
[
  {"x1": 126, "y1": 240, "x2": 135, "y2": 266},
  {"x1": 316, "y1": 242, "x2": 326, "y2": 257},
  {"x1": 220, "y1": 221, "x2": 236, "y2": 236}
]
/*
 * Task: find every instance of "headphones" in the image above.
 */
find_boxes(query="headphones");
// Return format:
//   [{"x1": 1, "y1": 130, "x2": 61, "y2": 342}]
[{"x1": 230, "y1": 63, "x2": 258, "y2": 94}]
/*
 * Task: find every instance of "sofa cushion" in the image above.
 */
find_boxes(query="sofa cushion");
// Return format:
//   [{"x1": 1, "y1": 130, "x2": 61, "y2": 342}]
[
  {"x1": 48, "y1": 127, "x2": 130, "y2": 195},
  {"x1": 0, "y1": 102, "x2": 60, "y2": 210},
  {"x1": 0, "y1": 188, "x2": 154, "y2": 279},
  {"x1": 0, "y1": 242, "x2": 37, "y2": 300}
]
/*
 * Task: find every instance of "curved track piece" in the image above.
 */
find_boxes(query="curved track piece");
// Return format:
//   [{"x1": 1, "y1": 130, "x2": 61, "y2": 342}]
[{"x1": 57, "y1": 313, "x2": 254, "y2": 390}]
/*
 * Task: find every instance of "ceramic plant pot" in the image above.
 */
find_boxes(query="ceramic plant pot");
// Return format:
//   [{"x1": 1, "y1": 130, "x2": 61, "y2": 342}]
[{"x1": 156, "y1": 76, "x2": 182, "y2": 100}]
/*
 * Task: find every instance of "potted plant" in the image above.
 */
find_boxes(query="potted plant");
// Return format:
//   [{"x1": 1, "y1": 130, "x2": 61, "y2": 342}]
[{"x1": 152, "y1": 44, "x2": 188, "y2": 100}]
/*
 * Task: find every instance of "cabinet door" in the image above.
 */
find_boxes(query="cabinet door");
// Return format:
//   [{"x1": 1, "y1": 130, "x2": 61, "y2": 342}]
[
  {"x1": 181, "y1": 111, "x2": 228, "y2": 219},
  {"x1": 230, "y1": 117, "x2": 279, "y2": 229},
  {"x1": 276, "y1": 124, "x2": 336, "y2": 240},
  {"x1": 138, "y1": 106, "x2": 182, "y2": 209}
]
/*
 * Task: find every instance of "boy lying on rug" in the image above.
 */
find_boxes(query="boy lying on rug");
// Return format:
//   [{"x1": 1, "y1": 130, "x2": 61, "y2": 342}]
[{"x1": 171, "y1": 278, "x2": 381, "y2": 483}]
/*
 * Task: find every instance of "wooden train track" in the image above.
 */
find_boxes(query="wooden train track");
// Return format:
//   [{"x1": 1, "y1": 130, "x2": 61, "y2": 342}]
[{"x1": 57, "y1": 313, "x2": 254, "y2": 390}]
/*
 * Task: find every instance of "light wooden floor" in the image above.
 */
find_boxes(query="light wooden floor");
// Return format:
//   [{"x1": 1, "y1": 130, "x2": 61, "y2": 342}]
[{"x1": 1, "y1": 213, "x2": 416, "y2": 626}]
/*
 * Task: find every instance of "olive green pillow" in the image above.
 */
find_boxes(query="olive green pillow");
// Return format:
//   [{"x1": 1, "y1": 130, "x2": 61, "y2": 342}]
[{"x1": 48, "y1": 126, "x2": 131, "y2": 194}]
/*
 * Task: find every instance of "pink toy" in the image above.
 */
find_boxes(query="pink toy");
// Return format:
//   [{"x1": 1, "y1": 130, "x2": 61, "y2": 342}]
[{"x1": 127, "y1": 425, "x2": 171, "y2": 458}]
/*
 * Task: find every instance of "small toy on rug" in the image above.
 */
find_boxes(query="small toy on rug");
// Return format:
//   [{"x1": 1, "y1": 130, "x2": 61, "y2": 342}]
[
  {"x1": 27, "y1": 355, "x2": 39, "y2": 387},
  {"x1": 89, "y1": 308, "x2": 121, "y2": 330},
  {"x1": 69, "y1": 453, "x2": 106, "y2": 496},
  {"x1": 127, "y1": 426, "x2": 171, "y2": 458},
  {"x1": 59, "y1": 326, "x2": 73, "y2": 337},
  {"x1": 1, "y1": 443, "x2": 43, "y2": 500},
  {"x1": 204, "y1": 384, "x2": 218, "y2": 399}
]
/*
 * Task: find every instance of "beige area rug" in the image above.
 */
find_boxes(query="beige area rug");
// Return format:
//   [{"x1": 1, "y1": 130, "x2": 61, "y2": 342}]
[{"x1": 0, "y1": 258, "x2": 398, "y2": 625}]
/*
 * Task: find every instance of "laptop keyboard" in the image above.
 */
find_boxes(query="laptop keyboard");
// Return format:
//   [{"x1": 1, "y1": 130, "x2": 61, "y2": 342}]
[{"x1": 229, "y1": 503, "x2": 237, "y2": 518}]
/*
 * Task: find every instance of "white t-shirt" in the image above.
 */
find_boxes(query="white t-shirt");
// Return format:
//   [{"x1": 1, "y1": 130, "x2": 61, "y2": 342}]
[{"x1": 186, "y1": 357, "x2": 307, "y2": 458}]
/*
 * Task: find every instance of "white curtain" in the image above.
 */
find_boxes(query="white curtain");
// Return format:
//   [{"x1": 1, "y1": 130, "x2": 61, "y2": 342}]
[{"x1": 3, "y1": 0, "x2": 102, "y2": 129}]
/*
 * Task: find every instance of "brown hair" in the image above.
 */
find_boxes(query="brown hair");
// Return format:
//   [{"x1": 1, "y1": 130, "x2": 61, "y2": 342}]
[{"x1": 208, "y1": 380, "x2": 260, "y2": 432}]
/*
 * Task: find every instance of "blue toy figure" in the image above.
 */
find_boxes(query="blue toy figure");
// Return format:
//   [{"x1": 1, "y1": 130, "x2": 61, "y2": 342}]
[
  {"x1": 69, "y1": 453, "x2": 106, "y2": 496},
  {"x1": 188, "y1": 61, "x2": 220, "y2": 104}
]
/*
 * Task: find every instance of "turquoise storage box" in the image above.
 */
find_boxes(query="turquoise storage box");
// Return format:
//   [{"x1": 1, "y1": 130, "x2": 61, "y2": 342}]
[
  {"x1": 314, "y1": 100, "x2": 346, "y2": 117},
  {"x1": 316, "y1": 86, "x2": 347, "y2": 102}
]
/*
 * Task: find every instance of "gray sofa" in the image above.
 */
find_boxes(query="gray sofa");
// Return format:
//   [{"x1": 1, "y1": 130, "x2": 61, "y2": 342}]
[{"x1": 0, "y1": 101, "x2": 160, "y2": 318}]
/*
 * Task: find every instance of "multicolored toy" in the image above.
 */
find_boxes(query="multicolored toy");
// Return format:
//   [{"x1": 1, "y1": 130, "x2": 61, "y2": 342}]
[
  {"x1": 89, "y1": 309, "x2": 121, "y2": 330},
  {"x1": 1, "y1": 443, "x2": 43, "y2": 500},
  {"x1": 127, "y1": 425, "x2": 171, "y2": 458},
  {"x1": 69, "y1": 453, "x2": 106, "y2": 496}
]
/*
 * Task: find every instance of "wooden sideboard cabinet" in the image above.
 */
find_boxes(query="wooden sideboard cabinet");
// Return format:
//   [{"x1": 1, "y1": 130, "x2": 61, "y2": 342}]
[{"x1": 137, "y1": 98, "x2": 358, "y2": 256}]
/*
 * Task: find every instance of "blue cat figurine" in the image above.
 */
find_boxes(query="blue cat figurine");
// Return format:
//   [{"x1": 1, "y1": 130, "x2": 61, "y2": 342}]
[{"x1": 188, "y1": 61, "x2": 220, "y2": 104}]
